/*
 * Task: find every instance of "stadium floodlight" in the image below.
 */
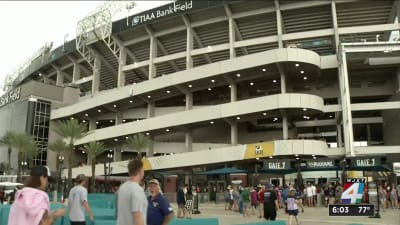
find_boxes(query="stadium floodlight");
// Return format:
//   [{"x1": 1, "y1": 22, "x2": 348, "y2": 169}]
[{"x1": 126, "y1": 2, "x2": 137, "y2": 26}]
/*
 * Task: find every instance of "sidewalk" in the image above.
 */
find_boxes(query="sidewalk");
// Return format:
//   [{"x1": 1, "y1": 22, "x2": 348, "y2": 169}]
[{"x1": 187, "y1": 203, "x2": 399, "y2": 225}]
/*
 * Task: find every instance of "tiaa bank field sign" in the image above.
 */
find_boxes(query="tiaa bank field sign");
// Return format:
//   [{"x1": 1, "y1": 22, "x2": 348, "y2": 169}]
[
  {"x1": 0, "y1": 87, "x2": 21, "y2": 108},
  {"x1": 132, "y1": 1, "x2": 193, "y2": 26}
]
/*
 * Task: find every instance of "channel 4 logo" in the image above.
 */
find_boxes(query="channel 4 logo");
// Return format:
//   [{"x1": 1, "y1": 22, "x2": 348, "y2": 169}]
[{"x1": 341, "y1": 178, "x2": 365, "y2": 204}]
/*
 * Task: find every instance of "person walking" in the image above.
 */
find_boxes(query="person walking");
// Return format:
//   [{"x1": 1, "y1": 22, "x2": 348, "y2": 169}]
[
  {"x1": 117, "y1": 159, "x2": 148, "y2": 225},
  {"x1": 68, "y1": 174, "x2": 94, "y2": 225},
  {"x1": 8, "y1": 166, "x2": 66, "y2": 225},
  {"x1": 250, "y1": 187, "x2": 258, "y2": 215},
  {"x1": 147, "y1": 179, "x2": 173, "y2": 225},
  {"x1": 184, "y1": 186, "x2": 194, "y2": 219},
  {"x1": 176, "y1": 185, "x2": 186, "y2": 218},
  {"x1": 258, "y1": 185, "x2": 265, "y2": 218},
  {"x1": 389, "y1": 184, "x2": 398, "y2": 209},
  {"x1": 287, "y1": 189, "x2": 300, "y2": 225},
  {"x1": 241, "y1": 187, "x2": 250, "y2": 217},
  {"x1": 263, "y1": 183, "x2": 279, "y2": 221}
]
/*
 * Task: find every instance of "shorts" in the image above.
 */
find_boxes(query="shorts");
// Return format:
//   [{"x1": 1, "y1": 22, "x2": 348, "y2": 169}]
[
  {"x1": 71, "y1": 222, "x2": 86, "y2": 225},
  {"x1": 288, "y1": 209, "x2": 299, "y2": 216},
  {"x1": 264, "y1": 210, "x2": 277, "y2": 220},
  {"x1": 243, "y1": 203, "x2": 250, "y2": 209},
  {"x1": 178, "y1": 203, "x2": 185, "y2": 209}
]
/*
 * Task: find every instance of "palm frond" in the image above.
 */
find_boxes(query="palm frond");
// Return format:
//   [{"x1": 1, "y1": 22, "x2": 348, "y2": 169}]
[{"x1": 84, "y1": 142, "x2": 106, "y2": 160}]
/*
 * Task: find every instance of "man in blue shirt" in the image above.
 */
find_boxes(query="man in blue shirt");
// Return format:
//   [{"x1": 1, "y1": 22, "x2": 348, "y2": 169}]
[{"x1": 147, "y1": 179, "x2": 174, "y2": 225}]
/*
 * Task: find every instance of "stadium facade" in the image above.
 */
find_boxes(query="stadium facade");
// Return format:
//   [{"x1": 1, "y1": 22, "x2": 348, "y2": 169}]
[{"x1": 1, "y1": 0, "x2": 400, "y2": 188}]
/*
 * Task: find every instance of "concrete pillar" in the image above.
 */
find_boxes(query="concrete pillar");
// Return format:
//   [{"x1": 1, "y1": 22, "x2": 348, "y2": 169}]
[
  {"x1": 92, "y1": 57, "x2": 101, "y2": 94},
  {"x1": 115, "y1": 111, "x2": 123, "y2": 125},
  {"x1": 397, "y1": 67, "x2": 400, "y2": 91},
  {"x1": 366, "y1": 124, "x2": 371, "y2": 145},
  {"x1": 185, "y1": 93, "x2": 193, "y2": 110},
  {"x1": 149, "y1": 36, "x2": 157, "y2": 79},
  {"x1": 231, "y1": 122, "x2": 238, "y2": 145},
  {"x1": 331, "y1": 1, "x2": 340, "y2": 53},
  {"x1": 147, "y1": 102, "x2": 155, "y2": 118},
  {"x1": 274, "y1": 0, "x2": 283, "y2": 48},
  {"x1": 114, "y1": 147, "x2": 122, "y2": 161},
  {"x1": 72, "y1": 63, "x2": 80, "y2": 83},
  {"x1": 56, "y1": 69, "x2": 63, "y2": 86},
  {"x1": 118, "y1": 47, "x2": 127, "y2": 87},
  {"x1": 185, "y1": 129, "x2": 193, "y2": 152},
  {"x1": 282, "y1": 111, "x2": 288, "y2": 140},
  {"x1": 338, "y1": 47, "x2": 355, "y2": 156},
  {"x1": 277, "y1": 63, "x2": 286, "y2": 93},
  {"x1": 228, "y1": 15, "x2": 236, "y2": 58},
  {"x1": 147, "y1": 136, "x2": 154, "y2": 157},
  {"x1": 230, "y1": 83, "x2": 237, "y2": 102},
  {"x1": 186, "y1": 27, "x2": 193, "y2": 69},
  {"x1": 337, "y1": 125, "x2": 343, "y2": 148},
  {"x1": 89, "y1": 119, "x2": 96, "y2": 131}
]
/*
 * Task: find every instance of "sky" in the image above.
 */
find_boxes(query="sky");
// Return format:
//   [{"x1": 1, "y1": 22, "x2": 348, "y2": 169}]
[{"x1": 0, "y1": 1, "x2": 171, "y2": 95}]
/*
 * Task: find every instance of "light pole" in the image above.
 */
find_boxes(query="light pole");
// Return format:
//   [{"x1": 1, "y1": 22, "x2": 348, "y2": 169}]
[
  {"x1": 107, "y1": 153, "x2": 113, "y2": 192},
  {"x1": 58, "y1": 155, "x2": 65, "y2": 193},
  {"x1": 21, "y1": 161, "x2": 28, "y2": 176},
  {"x1": 126, "y1": 2, "x2": 136, "y2": 26}
]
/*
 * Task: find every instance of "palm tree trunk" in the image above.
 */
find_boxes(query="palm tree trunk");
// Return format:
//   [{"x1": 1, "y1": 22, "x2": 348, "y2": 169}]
[
  {"x1": 68, "y1": 144, "x2": 73, "y2": 192},
  {"x1": 91, "y1": 160, "x2": 96, "y2": 193},
  {"x1": 7, "y1": 146, "x2": 11, "y2": 173},
  {"x1": 17, "y1": 152, "x2": 22, "y2": 182}
]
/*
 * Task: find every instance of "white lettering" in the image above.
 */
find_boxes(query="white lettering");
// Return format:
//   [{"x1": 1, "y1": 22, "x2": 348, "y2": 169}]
[
  {"x1": 356, "y1": 159, "x2": 375, "y2": 167},
  {"x1": 0, "y1": 87, "x2": 21, "y2": 108}
]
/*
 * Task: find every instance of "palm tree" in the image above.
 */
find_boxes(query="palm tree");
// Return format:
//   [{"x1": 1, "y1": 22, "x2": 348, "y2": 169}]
[
  {"x1": 83, "y1": 142, "x2": 106, "y2": 191},
  {"x1": 54, "y1": 119, "x2": 87, "y2": 191},
  {"x1": 0, "y1": 131, "x2": 16, "y2": 173},
  {"x1": 127, "y1": 133, "x2": 151, "y2": 160},
  {"x1": 48, "y1": 139, "x2": 68, "y2": 191},
  {"x1": 9, "y1": 133, "x2": 38, "y2": 180}
]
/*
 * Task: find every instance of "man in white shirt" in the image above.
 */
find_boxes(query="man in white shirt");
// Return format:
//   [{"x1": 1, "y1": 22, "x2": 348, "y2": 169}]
[
  {"x1": 117, "y1": 159, "x2": 148, "y2": 225},
  {"x1": 68, "y1": 174, "x2": 94, "y2": 225}
]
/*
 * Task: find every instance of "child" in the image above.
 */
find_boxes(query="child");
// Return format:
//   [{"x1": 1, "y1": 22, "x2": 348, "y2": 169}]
[{"x1": 287, "y1": 189, "x2": 300, "y2": 225}]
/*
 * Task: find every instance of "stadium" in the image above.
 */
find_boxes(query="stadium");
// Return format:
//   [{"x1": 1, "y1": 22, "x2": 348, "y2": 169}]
[{"x1": 1, "y1": 0, "x2": 400, "y2": 191}]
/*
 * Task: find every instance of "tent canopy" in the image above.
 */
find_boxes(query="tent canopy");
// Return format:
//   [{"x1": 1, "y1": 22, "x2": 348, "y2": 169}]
[{"x1": 196, "y1": 167, "x2": 248, "y2": 175}]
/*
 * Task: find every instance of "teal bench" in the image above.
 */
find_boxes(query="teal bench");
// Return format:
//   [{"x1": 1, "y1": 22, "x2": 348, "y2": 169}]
[
  {"x1": 170, "y1": 218, "x2": 219, "y2": 225},
  {"x1": 93, "y1": 220, "x2": 116, "y2": 225},
  {"x1": 234, "y1": 220, "x2": 286, "y2": 225}
]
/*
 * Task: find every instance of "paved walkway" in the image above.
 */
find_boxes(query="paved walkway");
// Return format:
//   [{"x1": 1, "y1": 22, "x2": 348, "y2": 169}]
[{"x1": 184, "y1": 203, "x2": 399, "y2": 225}]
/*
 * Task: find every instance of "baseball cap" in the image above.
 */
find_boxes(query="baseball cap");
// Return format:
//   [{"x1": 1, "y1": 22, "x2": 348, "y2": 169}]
[
  {"x1": 30, "y1": 166, "x2": 51, "y2": 177},
  {"x1": 148, "y1": 179, "x2": 160, "y2": 185},
  {"x1": 75, "y1": 174, "x2": 87, "y2": 183}
]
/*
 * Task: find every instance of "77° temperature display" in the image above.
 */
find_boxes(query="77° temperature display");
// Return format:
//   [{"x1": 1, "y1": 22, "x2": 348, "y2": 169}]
[{"x1": 329, "y1": 204, "x2": 374, "y2": 216}]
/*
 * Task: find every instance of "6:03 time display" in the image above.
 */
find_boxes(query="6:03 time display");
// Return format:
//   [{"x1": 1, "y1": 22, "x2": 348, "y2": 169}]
[{"x1": 328, "y1": 204, "x2": 374, "y2": 216}]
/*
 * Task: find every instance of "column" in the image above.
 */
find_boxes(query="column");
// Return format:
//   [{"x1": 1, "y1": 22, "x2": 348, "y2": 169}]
[
  {"x1": 186, "y1": 27, "x2": 193, "y2": 69},
  {"x1": 337, "y1": 125, "x2": 343, "y2": 148},
  {"x1": 72, "y1": 63, "x2": 80, "y2": 83},
  {"x1": 282, "y1": 111, "x2": 288, "y2": 140},
  {"x1": 115, "y1": 110, "x2": 123, "y2": 125},
  {"x1": 230, "y1": 83, "x2": 237, "y2": 102},
  {"x1": 185, "y1": 129, "x2": 193, "y2": 152},
  {"x1": 277, "y1": 63, "x2": 286, "y2": 93},
  {"x1": 89, "y1": 119, "x2": 96, "y2": 131},
  {"x1": 228, "y1": 12, "x2": 236, "y2": 58},
  {"x1": 114, "y1": 146, "x2": 122, "y2": 161},
  {"x1": 366, "y1": 124, "x2": 371, "y2": 145},
  {"x1": 149, "y1": 36, "x2": 157, "y2": 79},
  {"x1": 331, "y1": 1, "x2": 340, "y2": 53},
  {"x1": 147, "y1": 136, "x2": 154, "y2": 157},
  {"x1": 56, "y1": 69, "x2": 63, "y2": 86},
  {"x1": 338, "y1": 47, "x2": 354, "y2": 155},
  {"x1": 92, "y1": 57, "x2": 101, "y2": 95},
  {"x1": 118, "y1": 47, "x2": 127, "y2": 87},
  {"x1": 231, "y1": 121, "x2": 238, "y2": 145},
  {"x1": 274, "y1": 0, "x2": 283, "y2": 48},
  {"x1": 397, "y1": 67, "x2": 400, "y2": 91},
  {"x1": 185, "y1": 92, "x2": 193, "y2": 110},
  {"x1": 147, "y1": 101, "x2": 155, "y2": 118}
]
